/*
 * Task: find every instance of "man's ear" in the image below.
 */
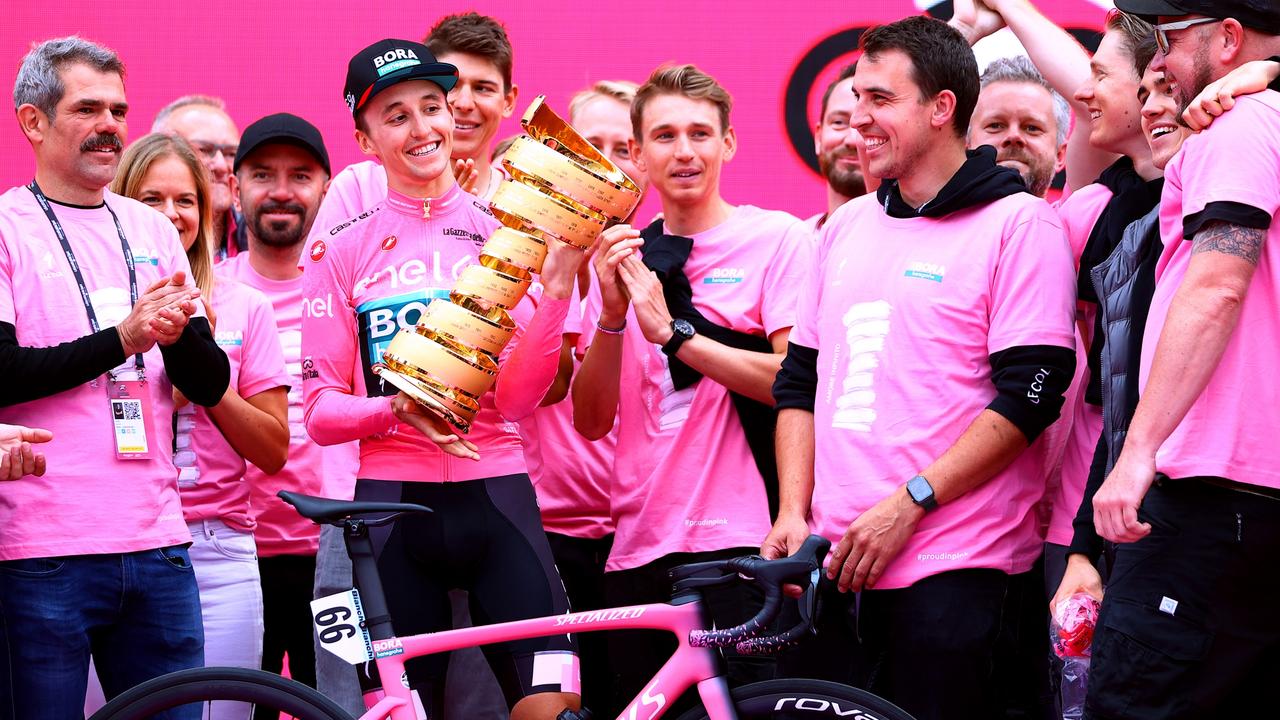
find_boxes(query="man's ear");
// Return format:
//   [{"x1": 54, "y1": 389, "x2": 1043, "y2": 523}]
[
  {"x1": 354, "y1": 127, "x2": 376, "y2": 158},
  {"x1": 929, "y1": 90, "x2": 958, "y2": 132},
  {"x1": 813, "y1": 122, "x2": 823, "y2": 156},
  {"x1": 16, "y1": 104, "x2": 47, "y2": 145},
  {"x1": 503, "y1": 83, "x2": 519, "y2": 118},
  {"x1": 722, "y1": 126, "x2": 737, "y2": 162},
  {"x1": 628, "y1": 136, "x2": 645, "y2": 174},
  {"x1": 1218, "y1": 19, "x2": 1247, "y2": 67}
]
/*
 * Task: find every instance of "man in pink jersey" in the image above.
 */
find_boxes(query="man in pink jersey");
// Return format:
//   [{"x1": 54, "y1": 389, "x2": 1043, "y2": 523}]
[
  {"x1": 574, "y1": 64, "x2": 812, "y2": 713},
  {"x1": 0, "y1": 37, "x2": 230, "y2": 718},
  {"x1": 303, "y1": 38, "x2": 589, "y2": 720},
  {"x1": 765, "y1": 17, "x2": 1076, "y2": 720},
  {"x1": 1085, "y1": 2, "x2": 1280, "y2": 717},
  {"x1": 219, "y1": 113, "x2": 357, "y2": 706},
  {"x1": 809, "y1": 64, "x2": 874, "y2": 231}
]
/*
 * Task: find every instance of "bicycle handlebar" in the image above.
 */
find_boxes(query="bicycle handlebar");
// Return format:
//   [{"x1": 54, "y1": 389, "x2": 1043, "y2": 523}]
[{"x1": 675, "y1": 534, "x2": 831, "y2": 656}]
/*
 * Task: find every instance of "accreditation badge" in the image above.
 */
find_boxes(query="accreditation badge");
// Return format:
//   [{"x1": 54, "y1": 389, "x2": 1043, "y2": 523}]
[{"x1": 109, "y1": 380, "x2": 155, "y2": 460}]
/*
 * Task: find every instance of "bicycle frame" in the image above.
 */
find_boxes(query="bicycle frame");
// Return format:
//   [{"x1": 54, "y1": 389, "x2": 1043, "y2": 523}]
[{"x1": 355, "y1": 599, "x2": 737, "y2": 720}]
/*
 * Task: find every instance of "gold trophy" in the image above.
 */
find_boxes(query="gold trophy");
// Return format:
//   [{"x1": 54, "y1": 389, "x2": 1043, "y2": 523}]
[{"x1": 376, "y1": 96, "x2": 642, "y2": 432}]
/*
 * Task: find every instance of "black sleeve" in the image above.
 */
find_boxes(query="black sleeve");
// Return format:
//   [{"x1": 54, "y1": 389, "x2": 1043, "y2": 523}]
[
  {"x1": 772, "y1": 341, "x2": 818, "y2": 412},
  {"x1": 1184, "y1": 201, "x2": 1272, "y2": 239},
  {"x1": 1067, "y1": 432, "x2": 1109, "y2": 563},
  {"x1": 986, "y1": 344, "x2": 1076, "y2": 443},
  {"x1": 159, "y1": 317, "x2": 229, "y2": 407},
  {"x1": 0, "y1": 321, "x2": 126, "y2": 406},
  {"x1": 1268, "y1": 56, "x2": 1280, "y2": 93}
]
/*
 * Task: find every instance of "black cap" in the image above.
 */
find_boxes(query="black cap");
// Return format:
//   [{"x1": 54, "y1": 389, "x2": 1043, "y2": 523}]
[
  {"x1": 344, "y1": 39, "x2": 458, "y2": 116},
  {"x1": 1114, "y1": 0, "x2": 1280, "y2": 34},
  {"x1": 235, "y1": 113, "x2": 331, "y2": 175}
]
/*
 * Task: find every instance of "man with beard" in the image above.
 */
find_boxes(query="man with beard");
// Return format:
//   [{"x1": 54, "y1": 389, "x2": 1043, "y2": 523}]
[
  {"x1": 809, "y1": 65, "x2": 874, "y2": 230},
  {"x1": 0, "y1": 37, "x2": 229, "y2": 717},
  {"x1": 216, "y1": 114, "x2": 357, "y2": 705},
  {"x1": 1085, "y1": 1, "x2": 1280, "y2": 717},
  {"x1": 969, "y1": 55, "x2": 1068, "y2": 198},
  {"x1": 153, "y1": 95, "x2": 245, "y2": 259}
]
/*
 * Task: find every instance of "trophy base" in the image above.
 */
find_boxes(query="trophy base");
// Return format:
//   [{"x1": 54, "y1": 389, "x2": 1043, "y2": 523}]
[{"x1": 375, "y1": 365, "x2": 476, "y2": 434}]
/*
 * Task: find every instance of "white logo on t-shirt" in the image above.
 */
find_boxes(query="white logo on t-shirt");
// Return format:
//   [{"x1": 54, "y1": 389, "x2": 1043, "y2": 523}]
[
  {"x1": 656, "y1": 353, "x2": 696, "y2": 431},
  {"x1": 832, "y1": 300, "x2": 891, "y2": 432},
  {"x1": 39, "y1": 251, "x2": 65, "y2": 280}
]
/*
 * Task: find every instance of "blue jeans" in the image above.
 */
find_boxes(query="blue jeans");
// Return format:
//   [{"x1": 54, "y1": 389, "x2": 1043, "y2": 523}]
[{"x1": 0, "y1": 545, "x2": 204, "y2": 720}]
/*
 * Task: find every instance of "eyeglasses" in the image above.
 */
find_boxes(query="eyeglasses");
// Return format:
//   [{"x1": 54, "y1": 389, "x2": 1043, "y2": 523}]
[
  {"x1": 1153, "y1": 17, "x2": 1222, "y2": 55},
  {"x1": 191, "y1": 141, "x2": 239, "y2": 163}
]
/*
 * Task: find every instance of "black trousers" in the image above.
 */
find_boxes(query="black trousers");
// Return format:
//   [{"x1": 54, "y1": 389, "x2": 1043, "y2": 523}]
[
  {"x1": 258, "y1": 553, "x2": 317, "y2": 692},
  {"x1": 1084, "y1": 477, "x2": 1280, "y2": 719},
  {"x1": 603, "y1": 547, "x2": 773, "y2": 718},
  {"x1": 546, "y1": 532, "x2": 614, "y2": 712},
  {"x1": 779, "y1": 567, "x2": 1035, "y2": 720}
]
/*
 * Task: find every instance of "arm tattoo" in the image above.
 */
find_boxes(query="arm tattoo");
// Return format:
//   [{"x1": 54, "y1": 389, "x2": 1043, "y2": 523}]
[{"x1": 1191, "y1": 221, "x2": 1265, "y2": 265}]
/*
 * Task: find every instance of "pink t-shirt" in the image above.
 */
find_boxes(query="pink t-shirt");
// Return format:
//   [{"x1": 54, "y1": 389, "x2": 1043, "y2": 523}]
[
  {"x1": 0, "y1": 188, "x2": 198, "y2": 560},
  {"x1": 1044, "y1": 184, "x2": 1113, "y2": 546},
  {"x1": 180, "y1": 279, "x2": 291, "y2": 529},
  {"x1": 605, "y1": 205, "x2": 812, "y2": 572},
  {"x1": 518, "y1": 294, "x2": 616, "y2": 539},
  {"x1": 1141, "y1": 92, "x2": 1280, "y2": 489},
  {"x1": 302, "y1": 183, "x2": 568, "y2": 482},
  {"x1": 218, "y1": 254, "x2": 360, "y2": 555},
  {"x1": 795, "y1": 192, "x2": 1076, "y2": 589}
]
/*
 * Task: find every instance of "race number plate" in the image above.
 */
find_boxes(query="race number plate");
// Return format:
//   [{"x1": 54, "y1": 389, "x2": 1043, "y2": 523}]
[{"x1": 311, "y1": 589, "x2": 373, "y2": 665}]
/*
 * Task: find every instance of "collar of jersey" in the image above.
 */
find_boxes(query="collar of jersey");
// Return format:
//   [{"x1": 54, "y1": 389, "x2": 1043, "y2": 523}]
[{"x1": 385, "y1": 181, "x2": 466, "y2": 219}]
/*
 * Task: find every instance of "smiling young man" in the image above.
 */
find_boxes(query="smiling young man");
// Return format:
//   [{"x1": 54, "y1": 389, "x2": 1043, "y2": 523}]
[
  {"x1": 764, "y1": 17, "x2": 1076, "y2": 720},
  {"x1": 1083, "y1": 2, "x2": 1280, "y2": 717},
  {"x1": 573, "y1": 64, "x2": 811, "y2": 713},
  {"x1": 302, "y1": 38, "x2": 587, "y2": 720}
]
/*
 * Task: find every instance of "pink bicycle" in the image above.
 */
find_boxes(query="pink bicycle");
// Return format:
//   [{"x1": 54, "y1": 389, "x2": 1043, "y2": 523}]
[{"x1": 90, "y1": 492, "x2": 915, "y2": 720}]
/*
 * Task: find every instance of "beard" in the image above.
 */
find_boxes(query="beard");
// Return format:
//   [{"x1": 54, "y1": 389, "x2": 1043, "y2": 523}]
[
  {"x1": 819, "y1": 148, "x2": 867, "y2": 199},
  {"x1": 997, "y1": 146, "x2": 1056, "y2": 198},
  {"x1": 1175, "y1": 35, "x2": 1216, "y2": 126},
  {"x1": 247, "y1": 201, "x2": 309, "y2": 248}
]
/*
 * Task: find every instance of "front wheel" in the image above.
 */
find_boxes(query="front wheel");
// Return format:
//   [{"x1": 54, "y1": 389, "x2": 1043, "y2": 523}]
[
  {"x1": 88, "y1": 666, "x2": 354, "y2": 720},
  {"x1": 676, "y1": 679, "x2": 917, "y2": 720}
]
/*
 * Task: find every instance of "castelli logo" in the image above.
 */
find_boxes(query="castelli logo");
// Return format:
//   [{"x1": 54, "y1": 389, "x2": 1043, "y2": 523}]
[
  {"x1": 310, "y1": 240, "x2": 327, "y2": 262},
  {"x1": 381, "y1": 235, "x2": 398, "y2": 251}
]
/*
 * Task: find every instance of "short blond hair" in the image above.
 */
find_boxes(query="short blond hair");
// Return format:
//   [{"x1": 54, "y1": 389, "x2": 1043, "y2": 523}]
[
  {"x1": 569, "y1": 80, "x2": 639, "y2": 124},
  {"x1": 631, "y1": 64, "x2": 732, "y2": 141}
]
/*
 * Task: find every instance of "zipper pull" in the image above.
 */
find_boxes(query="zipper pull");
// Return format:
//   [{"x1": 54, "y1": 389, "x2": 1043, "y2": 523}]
[{"x1": 423, "y1": 197, "x2": 432, "y2": 220}]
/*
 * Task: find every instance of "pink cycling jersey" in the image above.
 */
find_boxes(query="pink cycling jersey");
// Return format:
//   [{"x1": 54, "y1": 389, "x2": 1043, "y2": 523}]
[{"x1": 302, "y1": 181, "x2": 568, "y2": 482}]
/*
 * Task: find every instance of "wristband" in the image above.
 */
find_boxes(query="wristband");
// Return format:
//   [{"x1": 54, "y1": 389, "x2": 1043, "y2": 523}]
[{"x1": 596, "y1": 318, "x2": 626, "y2": 335}]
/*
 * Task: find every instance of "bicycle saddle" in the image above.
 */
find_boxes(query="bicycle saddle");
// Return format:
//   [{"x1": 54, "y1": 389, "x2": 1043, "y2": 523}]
[{"x1": 278, "y1": 490, "x2": 432, "y2": 525}]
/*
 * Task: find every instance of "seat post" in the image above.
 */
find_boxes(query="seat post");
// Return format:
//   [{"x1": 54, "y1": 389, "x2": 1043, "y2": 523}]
[{"x1": 343, "y1": 519, "x2": 396, "y2": 641}]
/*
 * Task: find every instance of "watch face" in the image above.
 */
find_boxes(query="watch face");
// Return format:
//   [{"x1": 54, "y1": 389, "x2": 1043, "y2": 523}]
[{"x1": 674, "y1": 318, "x2": 696, "y2": 338}]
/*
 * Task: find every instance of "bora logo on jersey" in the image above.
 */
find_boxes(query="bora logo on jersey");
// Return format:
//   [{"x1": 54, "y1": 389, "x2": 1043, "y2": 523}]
[{"x1": 355, "y1": 289, "x2": 451, "y2": 396}]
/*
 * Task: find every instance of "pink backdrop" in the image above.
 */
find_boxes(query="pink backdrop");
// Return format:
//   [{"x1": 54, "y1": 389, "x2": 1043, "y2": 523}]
[{"x1": 1, "y1": 1, "x2": 1105, "y2": 220}]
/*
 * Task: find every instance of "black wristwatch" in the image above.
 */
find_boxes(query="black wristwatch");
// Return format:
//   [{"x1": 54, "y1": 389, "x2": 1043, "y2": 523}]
[
  {"x1": 906, "y1": 474, "x2": 938, "y2": 511},
  {"x1": 661, "y1": 318, "x2": 696, "y2": 356}
]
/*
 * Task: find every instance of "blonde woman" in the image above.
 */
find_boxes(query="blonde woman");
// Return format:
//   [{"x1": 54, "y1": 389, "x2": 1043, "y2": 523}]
[{"x1": 113, "y1": 133, "x2": 291, "y2": 719}]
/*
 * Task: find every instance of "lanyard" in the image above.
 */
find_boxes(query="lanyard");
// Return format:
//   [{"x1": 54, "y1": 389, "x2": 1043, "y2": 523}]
[{"x1": 27, "y1": 181, "x2": 145, "y2": 379}]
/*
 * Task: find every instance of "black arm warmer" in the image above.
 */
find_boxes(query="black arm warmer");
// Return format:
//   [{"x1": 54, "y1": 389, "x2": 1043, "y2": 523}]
[
  {"x1": 1067, "y1": 432, "x2": 1110, "y2": 562},
  {"x1": 0, "y1": 321, "x2": 126, "y2": 406},
  {"x1": 773, "y1": 342, "x2": 819, "y2": 412},
  {"x1": 160, "y1": 317, "x2": 229, "y2": 407},
  {"x1": 986, "y1": 345, "x2": 1076, "y2": 443}
]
